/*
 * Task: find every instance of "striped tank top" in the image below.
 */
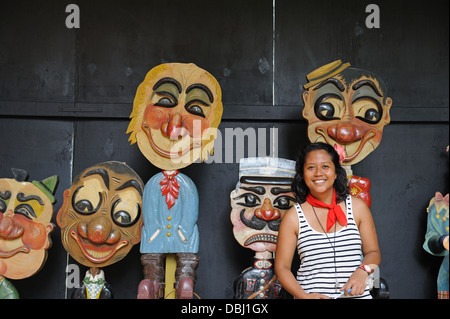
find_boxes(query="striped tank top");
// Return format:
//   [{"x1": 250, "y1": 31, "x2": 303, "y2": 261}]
[{"x1": 295, "y1": 194, "x2": 372, "y2": 299}]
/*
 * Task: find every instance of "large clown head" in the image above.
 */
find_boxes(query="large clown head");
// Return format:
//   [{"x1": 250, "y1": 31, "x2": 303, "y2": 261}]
[
  {"x1": 57, "y1": 161, "x2": 144, "y2": 268},
  {"x1": 230, "y1": 158, "x2": 296, "y2": 255},
  {"x1": 302, "y1": 60, "x2": 392, "y2": 166},
  {"x1": 0, "y1": 169, "x2": 58, "y2": 279},
  {"x1": 127, "y1": 63, "x2": 223, "y2": 171}
]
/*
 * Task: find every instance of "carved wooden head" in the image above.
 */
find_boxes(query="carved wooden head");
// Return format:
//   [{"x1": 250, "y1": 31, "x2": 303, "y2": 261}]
[
  {"x1": 0, "y1": 170, "x2": 58, "y2": 279},
  {"x1": 57, "y1": 162, "x2": 143, "y2": 268},
  {"x1": 302, "y1": 60, "x2": 392, "y2": 165},
  {"x1": 230, "y1": 158, "x2": 296, "y2": 253},
  {"x1": 127, "y1": 63, "x2": 223, "y2": 170}
]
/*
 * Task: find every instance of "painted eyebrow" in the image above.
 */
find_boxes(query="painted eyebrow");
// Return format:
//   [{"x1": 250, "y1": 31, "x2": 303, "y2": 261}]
[
  {"x1": 240, "y1": 186, "x2": 266, "y2": 195},
  {"x1": 153, "y1": 77, "x2": 182, "y2": 93},
  {"x1": 186, "y1": 83, "x2": 214, "y2": 103},
  {"x1": 116, "y1": 179, "x2": 143, "y2": 196},
  {"x1": 270, "y1": 187, "x2": 292, "y2": 195},
  {"x1": 313, "y1": 78, "x2": 345, "y2": 92},
  {"x1": 17, "y1": 192, "x2": 44, "y2": 206},
  {"x1": 352, "y1": 79, "x2": 383, "y2": 97},
  {"x1": 0, "y1": 191, "x2": 11, "y2": 200},
  {"x1": 83, "y1": 168, "x2": 110, "y2": 190}
]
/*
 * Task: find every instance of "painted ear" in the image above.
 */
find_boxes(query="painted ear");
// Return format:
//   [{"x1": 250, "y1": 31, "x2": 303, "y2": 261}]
[{"x1": 11, "y1": 168, "x2": 28, "y2": 182}]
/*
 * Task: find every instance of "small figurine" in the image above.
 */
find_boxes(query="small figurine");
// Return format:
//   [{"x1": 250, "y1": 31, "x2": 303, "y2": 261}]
[
  {"x1": 230, "y1": 157, "x2": 296, "y2": 299},
  {"x1": 423, "y1": 147, "x2": 449, "y2": 299},
  {"x1": 57, "y1": 161, "x2": 144, "y2": 299},
  {"x1": 301, "y1": 60, "x2": 393, "y2": 207},
  {"x1": 127, "y1": 63, "x2": 223, "y2": 299},
  {"x1": 0, "y1": 168, "x2": 58, "y2": 299}
]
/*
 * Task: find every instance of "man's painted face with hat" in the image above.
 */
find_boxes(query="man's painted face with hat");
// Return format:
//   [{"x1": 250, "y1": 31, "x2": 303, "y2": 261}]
[
  {"x1": 230, "y1": 158, "x2": 296, "y2": 253},
  {"x1": 0, "y1": 172, "x2": 58, "y2": 279},
  {"x1": 302, "y1": 60, "x2": 392, "y2": 165}
]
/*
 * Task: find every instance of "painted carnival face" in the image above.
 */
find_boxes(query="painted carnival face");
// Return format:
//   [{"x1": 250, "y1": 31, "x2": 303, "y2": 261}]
[
  {"x1": 127, "y1": 63, "x2": 223, "y2": 171},
  {"x1": 0, "y1": 174, "x2": 57, "y2": 279},
  {"x1": 230, "y1": 180, "x2": 296, "y2": 253},
  {"x1": 302, "y1": 60, "x2": 392, "y2": 165},
  {"x1": 57, "y1": 162, "x2": 144, "y2": 268}
]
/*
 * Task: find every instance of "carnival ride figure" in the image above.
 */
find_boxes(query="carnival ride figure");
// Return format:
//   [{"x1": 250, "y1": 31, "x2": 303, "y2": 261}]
[
  {"x1": 127, "y1": 63, "x2": 223, "y2": 299},
  {"x1": 57, "y1": 161, "x2": 144, "y2": 299},
  {"x1": 423, "y1": 146, "x2": 449, "y2": 299},
  {"x1": 0, "y1": 169, "x2": 58, "y2": 299},
  {"x1": 301, "y1": 60, "x2": 392, "y2": 208},
  {"x1": 230, "y1": 157, "x2": 296, "y2": 299},
  {"x1": 301, "y1": 61, "x2": 392, "y2": 298}
]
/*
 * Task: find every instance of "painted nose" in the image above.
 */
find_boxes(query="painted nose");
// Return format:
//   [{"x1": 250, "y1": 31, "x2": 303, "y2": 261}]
[
  {"x1": 328, "y1": 123, "x2": 363, "y2": 144},
  {"x1": 79, "y1": 216, "x2": 120, "y2": 245},
  {"x1": 254, "y1": 198, "x2": 281, "y2": 221},
  {"x1": 0, "y1": 210, "x2": 24, "y2": 239},
  {"x1": 161, "y1": 113, "x2": 188, "y2": 140}
]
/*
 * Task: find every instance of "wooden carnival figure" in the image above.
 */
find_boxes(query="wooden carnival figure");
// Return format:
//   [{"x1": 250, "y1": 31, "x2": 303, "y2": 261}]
[
  {"x1": 301, "y1": 60, "x2": 392, "y2": 298},
  {"x1": 301, "y1": 60, "x2": 392, "y2": 208},
  {"x1": 230, "y1": 157, "x2": 296, "y2": 299},
  {"x1": 0, "y1": 169, "x2": 58, "y2": 299},
  {"x1": 57, "y1": 161, "x2": 144, "y2": 299},
  {"x1": 423, "y1": 146, "x2": 449, "y2": 299},
  {"x1": 127, "y1": 63, "x2": 223, "y2": 299}
]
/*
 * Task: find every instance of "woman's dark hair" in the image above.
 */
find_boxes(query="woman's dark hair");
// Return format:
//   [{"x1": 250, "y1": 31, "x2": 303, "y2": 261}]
[{"x1": 292, "y1": 142, "x2": 349, "y2": 203}]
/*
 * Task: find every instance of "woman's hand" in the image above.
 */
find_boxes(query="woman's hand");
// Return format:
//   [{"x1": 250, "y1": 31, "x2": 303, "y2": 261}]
[{"x1": 341, "y1": 267, "x2": 368, "y2": 296}]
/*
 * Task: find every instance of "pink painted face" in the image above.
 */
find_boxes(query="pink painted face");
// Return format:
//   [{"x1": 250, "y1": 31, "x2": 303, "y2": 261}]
[
  {"x1": 127, "y1": 63, "x2": 223, "y2": 170},
  {"x1": 230, "y1": 181, "x2": 296, "y2": 253},
  {"x1": 0, "y1": 176, "x2": 56, "y2": 280}
]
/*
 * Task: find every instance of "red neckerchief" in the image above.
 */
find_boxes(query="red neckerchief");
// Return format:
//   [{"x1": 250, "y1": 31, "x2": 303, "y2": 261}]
[
  {"x1": 306, "y1": 189, "x2": 347, "y2": 232},
  {"x1": 160, "y1": 170, "x2": 180, "y2": 210}
]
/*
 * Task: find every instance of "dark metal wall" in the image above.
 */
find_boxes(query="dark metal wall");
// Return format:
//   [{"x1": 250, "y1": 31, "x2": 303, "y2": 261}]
[{"x1": 0, "y1": 0, "x2": 448, "y2": 299}]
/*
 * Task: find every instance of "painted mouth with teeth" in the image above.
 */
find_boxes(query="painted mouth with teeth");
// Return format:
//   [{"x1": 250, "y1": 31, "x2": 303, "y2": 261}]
[
  {"x1": 244, "y1": 233, "x2": 278, "y2": 246},
  {"x1": 70, "y1": 230, "x2": 128, "y2": 264}
]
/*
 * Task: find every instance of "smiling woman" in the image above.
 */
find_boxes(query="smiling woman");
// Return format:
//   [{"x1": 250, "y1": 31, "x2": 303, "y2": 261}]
[{"x1": 275, "y1": 142, "x2": 381, "y2": 299}]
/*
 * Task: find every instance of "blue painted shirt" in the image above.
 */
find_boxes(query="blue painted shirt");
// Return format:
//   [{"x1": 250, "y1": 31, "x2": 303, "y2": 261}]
[{"x1": 140, "y1": 171, "x2": 199, "y2": 254}]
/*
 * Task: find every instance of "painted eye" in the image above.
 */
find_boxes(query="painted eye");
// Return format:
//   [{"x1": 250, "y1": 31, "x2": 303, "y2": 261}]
[
  {"x1": 111, "y1": 199, "x2": 141, "y2": 227},
  {"x1": 15, "y1": 204, "x2": 36, "y2": 219},
  {"x1": 363, "y1": 108, "x2": 380, "y2": 122},
  {"x1": 0, "y1": 191, "x2": 11, "y2": 213},
  {"x1": 185, "y1": 104, "x2": 205, "y2": 118},
  {"x1": 273, "y1": 196, "x2": 296, "y2": 210},
  {"x1": 353, "y1": 97, "x2": 382, "y2": 124},
  {"x1": 185, "y1": 99, "x2": 208, "y2": 118},
  {"x1": 0, "y1": 200, "x2": 7, "y2": 213},
  {"x1": 314, "y1": 94, "x2": 342, "y2": 121},
  {"x1": 233, "y1": 193, "x2": 261, "y2": 207},
  {"x1": 154, "y1": 91, "x2": 177, "y2": 108},
  {"x1": 72, "y1": 187, "x2": 102, "y2": 215}
]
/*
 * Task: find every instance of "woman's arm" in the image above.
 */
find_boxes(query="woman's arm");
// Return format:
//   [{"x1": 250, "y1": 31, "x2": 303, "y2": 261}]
[
  {"x1": 275, "y1": 206, "x2": 329, "y2": 299},
  {"x1": 342, "y1": 197, "x2": 381, "y2": 296}
]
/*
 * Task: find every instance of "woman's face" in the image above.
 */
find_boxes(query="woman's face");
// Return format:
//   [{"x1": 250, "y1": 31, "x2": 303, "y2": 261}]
[{"x1": 303, "y1": 150, "x2": 337, "y2": 196}]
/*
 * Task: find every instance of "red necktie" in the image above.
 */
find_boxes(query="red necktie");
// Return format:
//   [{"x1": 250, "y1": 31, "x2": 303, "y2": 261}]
[
  {"x1": 306, "y1": 189, "x2": 347, "y2": 232},
  {"x1": 160, "y1": 170, "x2": 180, "y2": 210}
]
